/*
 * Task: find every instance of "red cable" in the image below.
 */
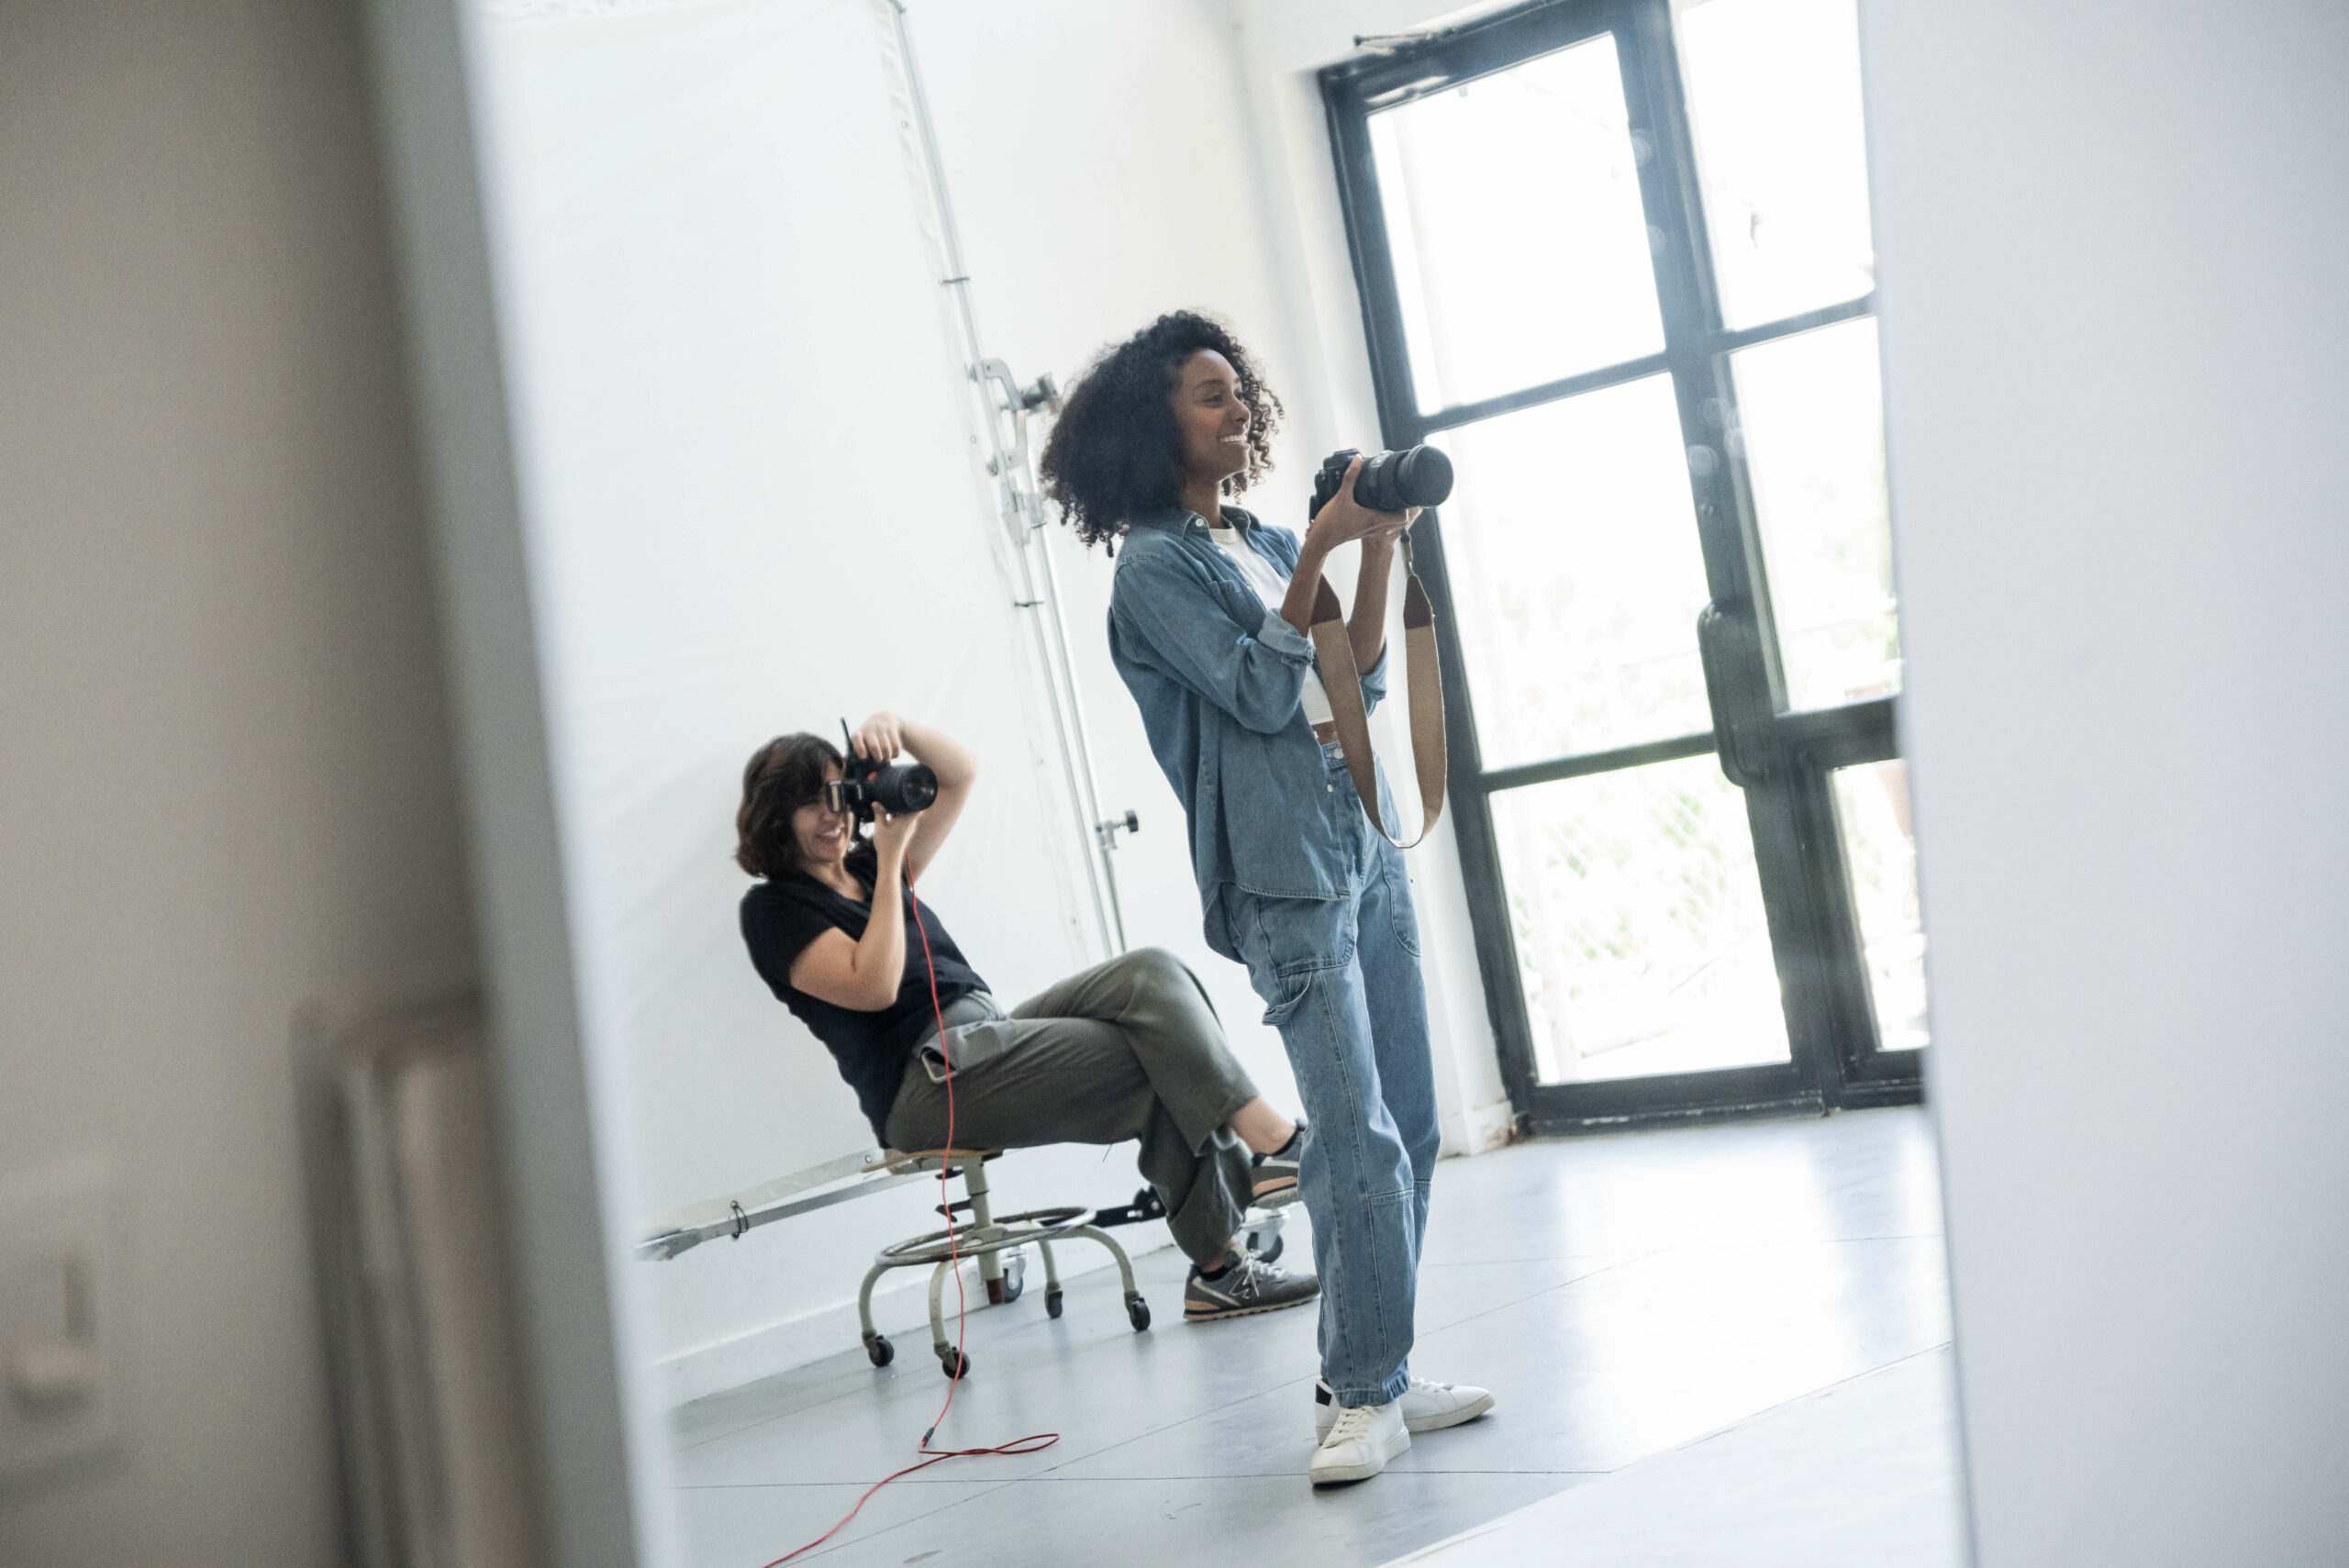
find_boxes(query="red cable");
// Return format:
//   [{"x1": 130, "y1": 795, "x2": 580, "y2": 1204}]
[{"x1": 759, "y1": 851, "x2": 1057, "y2": 1566}]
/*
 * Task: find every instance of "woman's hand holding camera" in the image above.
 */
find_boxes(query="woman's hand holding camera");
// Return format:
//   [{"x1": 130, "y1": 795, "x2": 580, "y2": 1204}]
[
  {"x1": 1308, "y1": 456, "x2": 1419, "y2": 557},
  {"x1": 848, "y1": 711, "x2": 907, "y2": 765},
  {"x1": 869, "y1": 804, "x2": 921, "y2": 868},
  {"x1": 1285, "y1": 456, "x2": 1419, "y2": 656},
  {"x1": 843, "y1": 712, "x2": 977, "y2": 884}
]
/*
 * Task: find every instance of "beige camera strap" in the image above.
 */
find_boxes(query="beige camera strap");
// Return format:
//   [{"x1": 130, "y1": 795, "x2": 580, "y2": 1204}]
[{"x1": 1307, "y1": 539, "x2": 1447, "y2": 849}]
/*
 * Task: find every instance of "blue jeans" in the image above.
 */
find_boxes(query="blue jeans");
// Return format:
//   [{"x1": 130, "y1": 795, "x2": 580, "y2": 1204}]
[{"x1": 1219, "y1": 743, "x2": 1441, "y2": 1408}]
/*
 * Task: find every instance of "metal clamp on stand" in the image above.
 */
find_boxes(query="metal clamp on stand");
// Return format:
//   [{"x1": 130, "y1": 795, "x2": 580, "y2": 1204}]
[{"x1": 1096, "y1": 808, "x2": 1140, "y2": 853}]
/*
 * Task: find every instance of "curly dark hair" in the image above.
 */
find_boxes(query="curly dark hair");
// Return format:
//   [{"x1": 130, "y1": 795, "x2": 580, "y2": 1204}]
[
  {"x1": 735, "y1": 732, "x2": 842, "y2": 880},
  {"x1": 1039, "y1": 310, "x2": 1283, "y2": 549}
]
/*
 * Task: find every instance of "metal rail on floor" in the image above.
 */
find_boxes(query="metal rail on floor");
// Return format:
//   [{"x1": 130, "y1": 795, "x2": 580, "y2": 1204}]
[{"x1": 634, "y1": 1148, "x2": 923, "y2": 1262}]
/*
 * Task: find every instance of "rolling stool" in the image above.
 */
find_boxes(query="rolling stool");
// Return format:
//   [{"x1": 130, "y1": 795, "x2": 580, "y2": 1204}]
[
  {"x1": 855, "y1": 1150, "x2": 1295, "y2": 1377},
  {"x1": 858, "y1": 1148, "x2": 1145, "y2": 1378}
]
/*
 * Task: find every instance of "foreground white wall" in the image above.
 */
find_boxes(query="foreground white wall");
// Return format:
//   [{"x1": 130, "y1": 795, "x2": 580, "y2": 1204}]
[
  {"x1": 0, "y1": 0, "x2": 476, "y2": 1561},
  {"x1": 1862, "y1": 1, "x2": 2349, "y2": 1562}
]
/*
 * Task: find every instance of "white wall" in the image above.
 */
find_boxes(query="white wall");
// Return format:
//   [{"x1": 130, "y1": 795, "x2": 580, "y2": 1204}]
[
  {"x1": 0, "y1": 1, "x2": 476, "y2": 1562},
  {"x1": 1861, "y1": 1, "x2": 2349, "y2": 1562}
]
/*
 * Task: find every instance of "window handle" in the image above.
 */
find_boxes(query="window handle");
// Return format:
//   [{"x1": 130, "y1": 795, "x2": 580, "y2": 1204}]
[{"x1": 1698, "y1": 600, "x2": 1763, "y2": 788}]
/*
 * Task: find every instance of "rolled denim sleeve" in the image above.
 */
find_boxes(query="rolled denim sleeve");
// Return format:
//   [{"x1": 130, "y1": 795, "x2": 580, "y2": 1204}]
[
  {"x1": 1357, "y1": 640, "x2": 1389, "y2": 717},
  {"x1": 1112, "y1": 553, "x2": 1314, "y2": 735},
  {"x1": 1255, "y1": 606, "x2": 1316, "y2": 663}
]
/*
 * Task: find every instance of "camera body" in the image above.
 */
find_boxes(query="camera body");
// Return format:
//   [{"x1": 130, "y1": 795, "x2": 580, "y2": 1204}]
[
  {"x1": 826, "y1": 722, "x2": 939, "y2": 826},
  {"x1": 1309, "y1": 444, "x2": 1455, "y2": 523}
]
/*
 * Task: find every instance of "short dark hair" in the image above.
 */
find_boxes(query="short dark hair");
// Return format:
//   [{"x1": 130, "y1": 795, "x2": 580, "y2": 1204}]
[
  {"x1": 1039, "y1": 309, "x2": 1283, "y2": 549},
  {"x1": 735, "y1": 732, "x2": 841, "y2": 880}
]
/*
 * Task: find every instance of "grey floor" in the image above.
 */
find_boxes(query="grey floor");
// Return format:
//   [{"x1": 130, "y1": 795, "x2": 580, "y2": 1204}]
[
  {"x1": 667, "y1": 1106, "x2": 1957, "y2": 1568},
  {"x1": 1397, "y1": 1346, "x2": 1964, "y2": 1566}
]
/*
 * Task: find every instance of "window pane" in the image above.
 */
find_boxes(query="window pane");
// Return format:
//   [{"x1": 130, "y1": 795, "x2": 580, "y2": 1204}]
[
  {"x1": 1831, "y1": 762, "x2": 1928, "y2": 1052},
  {"x1": 1676, "y1": 0, "x2": 1875, "y2": 329},
  {"x1": 1433, "y1": 374, "x2": 1712, "y2": 769},
  {"x1": 1370, "y1": 33, "x2": 1664, "y2": 414},
  {"x1": 1493, "y1": 755, "x2": 1790, "y2": 1084},
  {"x1": 1731, "y1": 317, "x2": 1898, "y2": 708}
]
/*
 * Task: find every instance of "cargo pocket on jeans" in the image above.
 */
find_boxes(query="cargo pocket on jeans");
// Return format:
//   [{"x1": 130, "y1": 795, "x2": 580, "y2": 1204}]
[
  {"x1": 1230, "y1": 889, "x2": 1346, "y2": 1029},
  {"x1": 1383, "y1": 853, "x2": 1421, "y2": 959},
  {"x1": 1260, "y1": 968, "x2": 1315, "y2": 1029}
]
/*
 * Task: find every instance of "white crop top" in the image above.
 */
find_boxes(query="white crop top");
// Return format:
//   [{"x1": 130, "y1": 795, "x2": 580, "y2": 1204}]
[{"x1": 1210, "y1": 524, "x2": 1333, "y2": 728}]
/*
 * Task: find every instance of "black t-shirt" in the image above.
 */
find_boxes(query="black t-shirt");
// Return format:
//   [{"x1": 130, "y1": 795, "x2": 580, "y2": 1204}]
[{"x1": 739, "y1": 842, "x2": 988, "y2": 1141}]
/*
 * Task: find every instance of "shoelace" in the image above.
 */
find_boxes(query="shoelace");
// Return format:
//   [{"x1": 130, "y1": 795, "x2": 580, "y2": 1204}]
[
  {"x1": 1195, "y1": 1257, "x2": 1263, "y2": 1301},
  {"x1": 1325, "y1": 1404, "x2": 1381, "y2": 1446}
]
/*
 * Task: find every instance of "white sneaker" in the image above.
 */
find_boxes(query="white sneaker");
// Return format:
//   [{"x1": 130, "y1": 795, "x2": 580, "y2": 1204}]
[
  {"x1": 1315, "y1": 1376, "x2": 1494, "y2": 1439},
  {"x1": 1309, "y1": 1398, "x2": 1409, "y2": 1485}
]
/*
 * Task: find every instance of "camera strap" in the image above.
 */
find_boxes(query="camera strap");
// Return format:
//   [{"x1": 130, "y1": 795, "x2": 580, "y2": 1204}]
[{"x1": 1307, "y1": 538, "x2": 1447, "y2": 849}]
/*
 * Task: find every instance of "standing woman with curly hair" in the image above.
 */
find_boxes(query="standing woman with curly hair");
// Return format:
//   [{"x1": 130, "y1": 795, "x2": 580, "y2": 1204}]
[{"x1": 1041, "y1": 311, "x2": 1492, "y2": 1485}]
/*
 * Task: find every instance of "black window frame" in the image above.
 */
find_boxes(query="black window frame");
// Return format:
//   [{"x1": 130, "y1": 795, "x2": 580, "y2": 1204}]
[{"x1": 1321, "y1": 0, "x2": 1925, "y2": 1134}]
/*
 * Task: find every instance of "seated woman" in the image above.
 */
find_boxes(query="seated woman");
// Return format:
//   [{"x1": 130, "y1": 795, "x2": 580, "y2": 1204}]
[{"x1": 735, "y1": 710, "x2": 1317, "y2": 1322}]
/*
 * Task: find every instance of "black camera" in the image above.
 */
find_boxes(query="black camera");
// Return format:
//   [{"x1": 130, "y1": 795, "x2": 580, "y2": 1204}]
[
  {"x1": 1309, "y1": 444, "x2": 1454, "y2": 522},
  {"x1": 826, "y1": 720, "x2": 938, "y2": 825}
]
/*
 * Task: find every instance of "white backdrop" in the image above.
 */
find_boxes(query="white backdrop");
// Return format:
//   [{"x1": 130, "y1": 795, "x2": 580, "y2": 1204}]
[
  {"x1": 472, "y1": 0, "x2": 1128, "y2": 1388},
  {"x1": 477, "y1": 0, "x2": 1093, "y2": 1213}
]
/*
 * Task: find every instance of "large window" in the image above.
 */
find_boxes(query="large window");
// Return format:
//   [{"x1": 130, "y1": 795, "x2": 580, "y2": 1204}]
[{"x1": 1325, "y1": 0, "x2": 1923, "y2": 1129}]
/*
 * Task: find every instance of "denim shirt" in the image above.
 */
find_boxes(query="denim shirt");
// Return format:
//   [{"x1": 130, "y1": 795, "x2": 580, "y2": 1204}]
[{"x1": 1108, "y1": 506, "x2": 1388, "y2": 951}]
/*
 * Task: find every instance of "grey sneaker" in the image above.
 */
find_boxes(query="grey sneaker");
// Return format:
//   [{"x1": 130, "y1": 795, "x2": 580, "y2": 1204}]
[
  {"x1": 1251, "y1": 1121, "x2": 1307, "y2": 1207},
  {"x1": 1184, "y1": 1250, "x2": 1319, "y2": 1321}
]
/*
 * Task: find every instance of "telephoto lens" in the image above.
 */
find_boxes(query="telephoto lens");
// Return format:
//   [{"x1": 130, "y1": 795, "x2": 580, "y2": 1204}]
[
  {"x1": 1353, "y1": 444, "x2": 1453, "y2": 513},
  {"x1": 867, "y1": 762, "x2": 938, "y2": 816},
  {"x1": 1310, "y1": 445, "x2": 1456, "y2": 524}
]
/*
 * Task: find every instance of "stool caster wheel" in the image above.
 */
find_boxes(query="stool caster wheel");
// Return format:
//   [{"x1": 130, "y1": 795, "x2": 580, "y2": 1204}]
[
  {"x1": 1045, "y1": 1288, "x2": 1063, "y2": 1319},
  {"x1": 1126, "y1": 1295, "x2": 1151, "y2": 1332},
  {"x1": 939, "y1": 1348, "x2": 971, "y2": 1379},
  {"x1": 865, "y1": 1335, "x2": 894, "y2": 1368},
  {"x1": 986, "y1": 1248, "x2": 1026, "y2": 1306}
]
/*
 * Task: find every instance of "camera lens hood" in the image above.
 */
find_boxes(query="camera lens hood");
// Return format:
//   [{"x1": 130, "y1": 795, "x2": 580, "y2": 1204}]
[
  {"x1": 1398, "y1": 444, "x2": 1453, "y2": 506},
  {"x1": 873, "y1": 762, "x2": 939, "y2": 815},
  {"x1": 1357, "y1": 445, "x2": 1454, "y2": 512}
]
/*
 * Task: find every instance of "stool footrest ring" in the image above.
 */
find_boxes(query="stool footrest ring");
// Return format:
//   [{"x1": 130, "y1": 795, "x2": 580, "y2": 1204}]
[{"x1": 873, "y1": 1206, "x2": 1093, "y2": 1269}]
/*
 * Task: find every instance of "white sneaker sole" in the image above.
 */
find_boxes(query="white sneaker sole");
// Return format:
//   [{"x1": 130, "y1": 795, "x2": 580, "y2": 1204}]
[
  {"x1": 1310, "y1": 1424, "x2": 1409, "y2": 1485},
  {"x1": 1315, "y1": 1388, "x2": 1496, "y2": 1439},
  {"x1": 1184, "y1": 1293, "x2": 1314, "y2": 1322}
]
